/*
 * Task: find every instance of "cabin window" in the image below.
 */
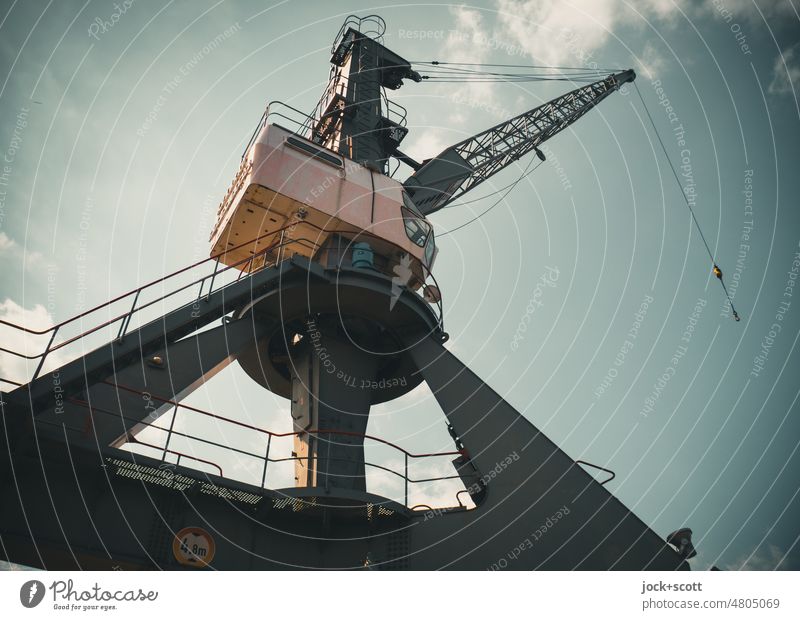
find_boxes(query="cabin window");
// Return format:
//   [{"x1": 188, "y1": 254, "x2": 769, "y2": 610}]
[
  {"x1": 401, "y1": 193, "x2": 430, "y2": 247},
  {"x1": 424, "y1": 230, "x2": 436, "y2": 267},
  {"x1": 402, "y1": 191, "x2": 424, "y2": 217},
  {"x1": 402, "y1": 206, "x2": 430, "y2": 247},
  {"x1": 285, "y1": 136, "x2": 343, "y2": 168}
]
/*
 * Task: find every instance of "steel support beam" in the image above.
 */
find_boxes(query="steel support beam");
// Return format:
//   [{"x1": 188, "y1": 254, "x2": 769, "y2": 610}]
[
  {"x1": 30, "y1": 317, "x2": 273, "y2": 449},
  {"x1": 387, "y1": 332, "x2": 688, "y2": 570}
]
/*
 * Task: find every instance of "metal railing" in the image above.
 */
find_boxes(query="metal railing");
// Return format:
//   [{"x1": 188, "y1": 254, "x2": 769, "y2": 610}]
[
  {"x1": 61, "y1": 379, "x2": 466, "y2": 510},
  {"x1": 575, "y1": 459, "x2": 616, "y2": 485},
  {"x1": 302, "y1": 68, "x2": 347, "y2": 141},
  {"x1": 240, "y1": 97, "x2": 409, "y2": 167},
  {"x1": 240, "y1": 100, "x2": 320, "y2": 161},
  {"x1": 0, "y1": 219, "x2": 444, "y2": 387},
  {"x1": 0, "y1": 229, "x2": 278, "y2": 382},
  {"x1": 331, "y1": 14, "x2": 386, "y2": 53},
  {"x1": 382, "y1": 91, "x2": 408, "y2": 129},
  {"x1": 131, "y1": 437, "x2": 224, "y2": 477}
]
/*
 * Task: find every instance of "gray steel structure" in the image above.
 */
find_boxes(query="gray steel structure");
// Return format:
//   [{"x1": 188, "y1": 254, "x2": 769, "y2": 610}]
[
  {"x1": 308, "y1": 16, "x2": 421, "y2": 173},
  {"x1": 404, "y1": 70, "x2": 636, "y2": 214},
  {"x1": 1, "y1": 258, "x2": 688, "y2": 570},
  {"x1": 0, "y1": 16, "x2": 690, "y2": 570}
]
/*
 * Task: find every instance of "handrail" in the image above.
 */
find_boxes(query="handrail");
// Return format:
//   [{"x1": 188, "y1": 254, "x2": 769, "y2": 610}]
[
  {"x1": 331, "y1": 15, "x2": 386, "y2": 54},
  {"x1": 0, "y1": 238, "x2": 283, "y2": 368},
  {"x1": 265, "y1": 454, "x2": 461, "y2": 486},
  {"x1": 456, "y1": 489, "x2": 471, "y2": 507},
  {"x1": 62, "y1": 384, "x2": 464, "y2": 509},
  {"x1": 105, "y1": 380, "x2": 462, "y2": 460},
  {"x1": 303, "y1": 70, "x2": 347, "y2": 137},
  {"x1": 0, "y1": 224, "x2": 282, "y2": 337},
  {"x1": 240, "y1": 100, "x2": 321, "y2": 161},
  {"x1": 381, "y1": 92, "x2": 408, "y2": 129},
  {"x1": 0, "y1": 218, "x2": 445, "y2": 379},
  {"x1": 575, "y1": 459, "x2": 616, "y2": 485},
  {"x1": 130, "y1": 437, "x2": 224, "y2": 477},
  {"x1": 63, "y1": 395, "x2": 461, "y2": 486}
]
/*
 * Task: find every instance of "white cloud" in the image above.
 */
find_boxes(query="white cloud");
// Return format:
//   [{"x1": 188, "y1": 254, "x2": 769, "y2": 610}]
[
  {"x1": 442, "y1": 5, "x2": 489, "y2": 64},
  {"x1": 635, "y1": 41, "x2": 668, "y2": 80},
  {"x1": 768, "y1": 43, "x2": 800, "y2": 96},
  {"x1": 24, "y1": 250, "x2": 44, "y2": 269},
  {"x1": 420, "y1": 1, "x2": 645, "y2": 161},
  {"x1": 403, "y1": 129, "x2": 452, "y2": 163},
  {"x1": 489, "y1": 0, "x2": 714, "y2": 69},
  {"x1": 418, "y1": 0, "x2": 714, "y2": 159},
  {"x1": 494, "y1": 0, "x2": 620, "y2": 67},
  {"x1": 636, "y1": 0, "x2": 688, "y2": 20},
  {"x1": 0, "y1": 231, "x2": 45, "y2": 271},
  {"x1": 0, "y1": 231, "x2": 15, "y2": 252},
  {"x1": 441, "y1": 6, "x2": 496, "y2": 106},
  {"x1": 489, "y1": 0, "x2": 794, "y2": 75},
  {"x1": 416, "y1": 4, "x2": 517, "y2": 143}
]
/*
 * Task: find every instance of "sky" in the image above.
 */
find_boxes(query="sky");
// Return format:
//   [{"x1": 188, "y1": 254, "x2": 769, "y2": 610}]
[{"x1": 0, "y1": 0, "x2": 799, "y2": 571}]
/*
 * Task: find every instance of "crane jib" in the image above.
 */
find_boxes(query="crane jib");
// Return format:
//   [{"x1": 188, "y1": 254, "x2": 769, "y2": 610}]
[{"x1": 404, "y1": 69, "x2": 636, "y2": 215}]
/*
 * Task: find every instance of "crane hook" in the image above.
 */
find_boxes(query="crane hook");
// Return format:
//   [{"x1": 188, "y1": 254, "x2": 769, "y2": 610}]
[{"x1": 712, "y1": 264, "x2": 741, "y2": 321}]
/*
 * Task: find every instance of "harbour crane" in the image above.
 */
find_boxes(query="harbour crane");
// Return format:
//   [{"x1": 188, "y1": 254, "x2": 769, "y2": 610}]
[{"x1": 0, "y1": 15, "x2": 699, "y2": 570}]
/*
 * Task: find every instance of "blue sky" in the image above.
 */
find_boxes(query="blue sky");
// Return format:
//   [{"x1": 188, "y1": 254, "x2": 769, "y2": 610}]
[{"x1": 1, "y1": 0, "x2": 799, "y2": 570}]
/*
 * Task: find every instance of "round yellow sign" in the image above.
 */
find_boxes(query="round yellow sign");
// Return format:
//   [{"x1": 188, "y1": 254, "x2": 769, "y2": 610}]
[{"x1": 172, "y1": 527, "x2": 216, "y2": 567}]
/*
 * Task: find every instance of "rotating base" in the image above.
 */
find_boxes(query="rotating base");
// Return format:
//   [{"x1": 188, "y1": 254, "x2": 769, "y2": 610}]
[{"x1": 235, "y1": 257, "x2": 445, "y2": 405}]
